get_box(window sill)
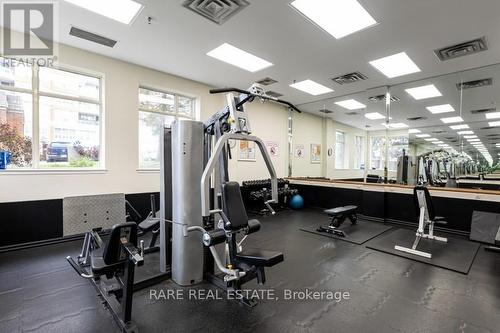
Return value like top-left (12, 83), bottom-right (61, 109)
top-left (0, 168), bottom-right (108, 175)
top-left (137, 169), bottom-right (160, 173)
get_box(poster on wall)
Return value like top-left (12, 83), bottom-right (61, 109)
top-left (310, 143), bottom-right (321, 164)
top-left (238, 140), bottom-right (256, 161)
top-left (265, 141), bottom-right (279, 157)
top-left (294, 144), bottom-right (305, 158)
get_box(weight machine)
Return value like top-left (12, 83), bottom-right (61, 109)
top-left (158, 84), bottom-right (301, 304)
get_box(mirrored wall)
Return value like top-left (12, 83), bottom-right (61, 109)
top-left (289, 63), bottom-right (500, 190)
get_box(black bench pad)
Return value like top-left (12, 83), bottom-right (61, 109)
top-left (236, 248), bottom-right (284, 267)
top-left (91, 248), bottom-right (126, 276)
top-left (324, 205), bottom-right (358, 216)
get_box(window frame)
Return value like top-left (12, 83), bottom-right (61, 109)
top-left (354, 135), bottom-right (366, 170)
top-left (0, 60), bottom-right (104, 173)
top-left (335, 131), bottom-right (347, 170)
top-left (137, 85), bottom-right (197, 171)
top-left (369, 136), bottom-right (386, 171)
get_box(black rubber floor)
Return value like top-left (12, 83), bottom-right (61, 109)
top-left (300, 219), bottom-right (394, 244)
top-left (1, 208), bottom-right (500, 333)
top-left (366, 228), bottom-right (481, 274)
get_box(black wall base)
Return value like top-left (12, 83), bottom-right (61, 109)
top-left (0, 192), bottom-right (160, 248)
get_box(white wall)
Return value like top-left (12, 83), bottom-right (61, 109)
top-left (227, 102), bottom-right (289, 183)
top-left (291, 111), bottom-right (325, 177)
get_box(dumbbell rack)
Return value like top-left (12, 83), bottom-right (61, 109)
top-left (241, 178), bottom-right (298, 215)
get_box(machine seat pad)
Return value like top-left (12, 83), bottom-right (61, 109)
top-left (236, 248), bottom-right (284, 267)
top-left (138, 217), bottom-right (160, 231)
top-left (324, 205), bottom-right (358, 216)
top-left (90, 252), bottom-right (126, 276)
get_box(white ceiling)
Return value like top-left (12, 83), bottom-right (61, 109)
top-left (53, 0), bottom-right (500, 106)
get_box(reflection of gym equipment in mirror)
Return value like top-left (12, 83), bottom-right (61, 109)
top-left (293, 63), bottom-right (500, 192)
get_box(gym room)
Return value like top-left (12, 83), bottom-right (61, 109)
top-left (1, 0), bottom-right (500, 332)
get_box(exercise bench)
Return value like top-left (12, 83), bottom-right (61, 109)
top-left (317, 205), bottom-right (358, 237)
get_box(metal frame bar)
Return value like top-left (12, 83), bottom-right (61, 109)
top-left (201, 133), bottom-right (278, 216)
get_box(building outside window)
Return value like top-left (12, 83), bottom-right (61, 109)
top-left (0, 58), bottom-right (102, 169)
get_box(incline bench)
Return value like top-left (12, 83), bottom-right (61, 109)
top-left (485, 226), bottom-right (500, 253)
top-left (317, 205), bottom-right (358, 237)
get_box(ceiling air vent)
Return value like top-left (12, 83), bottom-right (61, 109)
top-left (480, 126), bottom-right (496, 130)
top-left (346, 112), bottom-right (358, 116)
top-left (183, 0), bottom-right (249, 25)
top-left (69, 26), bottom-right (117, 47)
top-left (407, 116), bottom-right (427, 121)
top-left (319, 109), bottom-right (333, 114)
top-left (256, 77), bottom-right (278, 86)
top-left (368, 94), bottom-right (400, 102)
top-left (457, 78), bottom-right (493, 90)
top-left (486, 134), bottom-right (500, 137)
top-left (331, 71), bottom-right (368, 85)
top-left (265, 91), bottom-right (283, 98)
top-left (435, 37), bottom-right (488, 61)
top-left (470, 107), bottom-right (496, 114)
top-left (432, 130), bottom-right (446, 134)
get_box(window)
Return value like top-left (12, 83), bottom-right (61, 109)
top-left (335, 131), bottom-right (347, 169)
top-left (354, 136), bottom-right (365, 170)
top-left (388, 136), bottom-right (409, 171)
top-left (138, 87), bottom-right (196, 169)
top-left (370, 136), bottom-right (386, 170)
top-left (0, 58), bottom-right (102, 169)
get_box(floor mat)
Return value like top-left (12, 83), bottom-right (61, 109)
top-left (366, 228), bottom-right (481, 274)
top-left (300, 219), bottom-right (393, 245)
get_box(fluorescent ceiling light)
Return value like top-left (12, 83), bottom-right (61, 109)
top-left (467, 138), bottom-right (480, 142)
top-left (438, 144), bottom-right (450, 147)
top-left (405, 84), bottom-right (442, 100)
top-left (426, 104), bottom-right (455, 114)
top-left (464, 135), bottom-right (477, 139)
top-left (485, 112), bottom-right (500, 119)
top-left (290, 79), bottom-right (333, 96)
top-left (369, 52), bottom-right (421, 78)
top-left (64, 0), bottom-right (143, 24)
top-left (290, 0), bottom-right (377, 39)
top-left (434, 141), bottom-right (444, 144)
top-left (489, 121), bottom-right (500, 127)
top-left (409, 129), bottom-right (421, 134)
top-left (207, 43), bottom-right (273, 73)
top-left (416, 134), bottom-right (431, 138)
top-left (425, 138), bottom-right (438, 142)
top-left (441, 116), bottom-right (463, 124)
top-left (458, 131), bottom-right (474, 135)
top-left (450, 124), bottom-right (469, 130)
top-left (382, 122), bottom-right (409, 129)
top-left (335, 99), bottom-right (366, 110)
top-left (364, 112), bottom-right (386, 120)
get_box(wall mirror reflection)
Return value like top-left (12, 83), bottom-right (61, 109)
top-left (290, 64), bottom-right (500, 192)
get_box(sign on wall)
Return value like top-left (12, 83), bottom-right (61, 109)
top-left (238, 140), bottom-right (256, 161)
top-left (310, 143), bottom-right (321, 164)
top-left (265, 141), bottom-right (279, 157)
top-left (294, 144), bottom-right (305, 158)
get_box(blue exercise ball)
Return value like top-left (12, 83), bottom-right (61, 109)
top-left (289, 194), bottom-right (304, 210)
